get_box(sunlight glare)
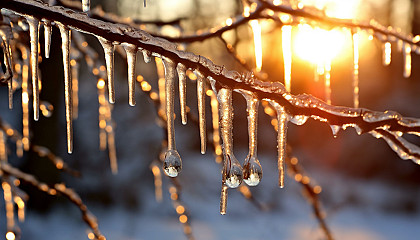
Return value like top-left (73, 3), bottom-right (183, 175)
top-left (293, 24), bottom-right (345, 64)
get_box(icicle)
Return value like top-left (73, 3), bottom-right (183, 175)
top-left (382, 42), bottom-right (391, 66)
top-left (20, 46), bottom-right (30, 151)
top-left (26, 16), bottom-right (40, 121)
top-left (218, 88), bottom-right (243, 188)
top-left (330, 125), bottom-right (340, 138)
top-left (282, 25), bottom-right (292, 92)
top-left (250, 20), bottom-right (262, 72)
top-left (242, 92), bottom-right (262, 186)
top-left (196, 71), bottom-right (206, 154)
top-left (271, 103), bottom-right (288, 188)
top-left (43, 20), bottom-right (52, 58)
top-left (162, 58), bottom-right (182, 177)
top-left (2, 181), bottom-right (15, 235)
top-left (106, 124), bottom-right (118, 174)
top-left (142, 49), bottom-right (152, 63)
top-left (210, 92), bottom-right (222, 163)
top-left (324, 60), bottom-right (331, 105)
top-left (82, 0), bottom-right (90, 12)
top-left (97, 79), bottom-right (107, 151)
top-left (352, 31), bottom-right (360, 108)
top-left (177, 63), bottom-right (187, 125)
top-left (57, 22), bottom-right (73, 154)
top-left (403, 42), bottom-right (411, 78)
top-left (8, 69), bottom-right (13, 110)
top-left (220, 184), bottom-right (228, 215)
top-left (155, 57), bottom-right (166, 113)
top-left (97, 37), bottom-right (115, 103)
top-left (122, 43), bottom-right (137, 106)
top-left (0, 130), bottom-right (7, 163)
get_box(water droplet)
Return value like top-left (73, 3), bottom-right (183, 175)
top-left (243, 155), bottom-right (262, 186)
top-left (163, 150), bottom-right (182, 177)
top-left (290, 115), bottom-right (308, 125)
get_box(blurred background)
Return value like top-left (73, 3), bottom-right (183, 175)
top-left (1, 0), bottom-right (420, 239)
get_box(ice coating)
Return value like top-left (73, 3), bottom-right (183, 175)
top-left (43, 20), bottom-right (52, 58)
top-left (26, 16), bottom-right (40, 121)
top-left (352, 31), bottom-right (359, 108)
top-left (162, 58), bottom-right (182, 177)
top-left (122, 43), bottom-right (137, 106)
top-left (370, 130), bottom-right (420, 165)
top-left (217, 88), bottom-right (243, 188)
top-left (219, 184), bottom-right (228, 215)
top-left (196, 71), bottom-right (206, 154)
top-left (97, 36), bottom-right (115, 103)
top-left (82, 0), bottom-right (90, 12)
top-left (241, 91), bottom-right (262, 186)
top-left (403, 42), bottom-right (411, 78)
top-left (177, 63), bottom-right (187, 125)
top-left (57, 22), bottom-right (73, 154)
top-left (271, 102), bottom-right (288, 188)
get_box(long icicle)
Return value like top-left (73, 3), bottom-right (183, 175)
top-left (352, 30), bottom-right (360, 108)
top-left (162, 58), bottom-right (182, 177)
top-left (177, 63), bottom-right (187, 125)
top-left (43, 20), bottom-right (52, 58)
top-left (324, 59), bottom-right (332, 105)
top-left (217, 88), bottom-right (243, 214)
top-left (382, 42), bottom-right (391, 66)
top-left (26, 16), bottom-right (40, 121)
top-left (97, 37), bottom-right (115, 103)
top-left (57, 22), bottom-right (73, 154)
top-left (20, 46), bottom-right (30, 151)
top-left (242, 91), bottom-right (262, 186)
top-left (403, 42), bottom-right (411, 78)
top-left (282, 25), bottom-right (292, 92)
top-left (1, 38), bottom-right (13, 110)
top-left (272, 103), bottom-right (288, 188)
top-left (250, 20), bottom-right (262, 72)
top-left (155, 57), bottom-right (166, 113)
top-left (196, 71), bottom-right (206, 154)
top-left (122, 43), bottom-right (137, 106)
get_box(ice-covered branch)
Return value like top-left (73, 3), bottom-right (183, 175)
top-left (2, 0), bottom-right (420, 163)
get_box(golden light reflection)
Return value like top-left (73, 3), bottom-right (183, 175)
top-left (383, 42), bottom-right (391, 66)
top-left (282, 25), bottom-right (292, 92)
top-left (5, 232), bottom-right (15, 240)
top-left (300, 0), bottom-right (360, 19)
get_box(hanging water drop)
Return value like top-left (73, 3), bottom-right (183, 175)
top-left (177, 63), bottom-right (187, 125)
top-left (162, 58), bottom-right (182, 177)
top-left (330, 125), bottom-right (341, 138)
top-left (218, 88), bottom-right (243, 188)
top-left (43, 20), bottom-right (52, 58)
top-left (82, 0), bottom-right (90, 12)
top-left (196, 71), bottom-right (206, 154)
top-left (57, 22), bottom-right (73, 154)
top-left (382, 42), bottom-right (391, 66)
top-left (97, 36), bottom-right (115, 103)
top-left (122, 43), bottom-right (137, 106)
top-left (282, 25), bottom-right (292, 92)
top-left (352, 30), bottom-right (359, 108)
top-left (241, 92), bottom-right (262, 186)
top-left (403, 42), bottom-right (411, 78)
top-left (142, 49), bottom-right (152, 63)
top-left (26, 16), bottom-right (40, 121)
